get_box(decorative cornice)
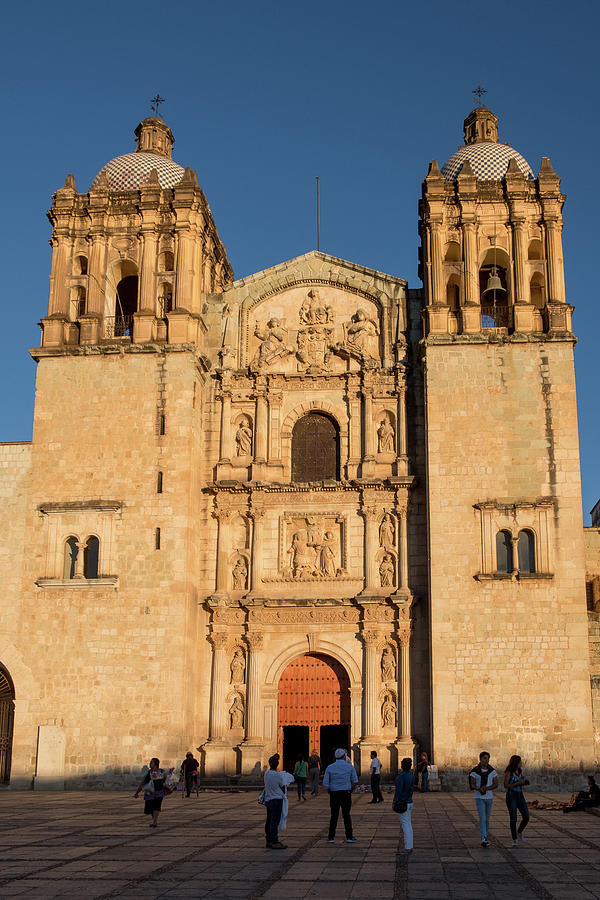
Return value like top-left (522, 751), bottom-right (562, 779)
top-left (38, 500), bottom-right (122, 515)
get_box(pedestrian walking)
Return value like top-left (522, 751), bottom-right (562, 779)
top-left (504, 755), bottom-right (530, 846)
top-left (308, 749), bottom-right (321, 796)
top-left (294, 754), bottom-right (308, 801)
top-left (134, 757), bottom-right (168, 828)
top-left (263, 753), bottom-right (294, 849)
top-left (369, 750), bottom-right (384, 803)
top-left (179, 751), bottom-right (200, 798)
top-left (393, 756), bottom-right (415, 854)
top-left (469, 751), bottom-right (498, 847)
top-left (323, 748), bottom-right (358, 843)
top-left (416, 752), bottom-right (429, 792)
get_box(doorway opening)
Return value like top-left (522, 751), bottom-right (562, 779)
top-left (0, 664), bottom-right (15, 784)
top-left (277, 652), bottom-right (350, 773)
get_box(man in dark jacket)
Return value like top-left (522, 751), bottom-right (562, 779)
top-left (180, 752), bottom-right (200, 797)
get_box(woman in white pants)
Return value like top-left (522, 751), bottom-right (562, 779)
top-left (393, 756), bottom-right (415, 854)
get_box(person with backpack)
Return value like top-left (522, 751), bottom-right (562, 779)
top-left (469, 751), bottom-right (498, 847)
top-left (294, 753), bottom-right (308, 801)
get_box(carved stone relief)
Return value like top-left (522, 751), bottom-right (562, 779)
top-left (234, 417), bottom-right (253, 457)
top-left (251, 317), bottom-right (293, 369)
top-left (231, 555), bottom-right (248, 590)
top-left (381, 645), bottom-right (396, 682)
top-left (381, 692), bottom-right (397, 729)
top-left (296, 289), bottom-right (335, 373)
top-left (230, 647), bottom-right (246, 684)
top-left (248, 606), bottom-right (360, 625)
top-left (263, 513), bottom-right (348, 582)
top-left (229, 694), bottom-right (245, 729)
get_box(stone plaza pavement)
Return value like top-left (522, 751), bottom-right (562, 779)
top-left (1, 790), bottom-right (599, 899)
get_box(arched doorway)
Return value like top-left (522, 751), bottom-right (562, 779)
top-left (277, 653), bottom-right (350, 772)
top-left (0, 664), bottom-right (15, 784)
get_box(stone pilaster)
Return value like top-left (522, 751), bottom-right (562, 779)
top-left (213, 503), bottom-right (233, 597)
top-left (394, 604), bottom-right (415, 760)
top-left (240, 631), bottom-right (265, 774)
top-left (202, 632), bottom-right (230, 776)
top-left (360, 504), bottom-right (380, 594)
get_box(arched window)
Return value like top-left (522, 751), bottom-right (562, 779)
top-left (496, 530), bottom-right (513, 573)
top-left (83, 536), bottom-right (99, 579)
top-left (159, 250), bottom-right (174, 272)
top-left (70, 285), bottom-right (86, 321)
top-left (63, 537), bottom-right (79, 579)
top-left (158, 282), bottom-right (173, 317)
top-left (517, 530), bottom-right (535, 573)
top-left (446, 275), bottom-right (460, 310)
top-left (444, 241), bottom-right (461, 262)
top-left (292, 412), bottom-right (340, 482)
top-left (74, 254), bottom-right (88, 275)
top-left (115, 275), bottom-right (138, 334)
top-left (530, 273), bottom-right (546, 309)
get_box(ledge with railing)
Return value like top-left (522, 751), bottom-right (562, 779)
top-left (481, 306), bottom-right (510, 329)
top-left (103, 315), bottom-right (133, 338)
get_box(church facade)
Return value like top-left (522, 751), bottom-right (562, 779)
top-left (0, 107), bottom-right (597, 789)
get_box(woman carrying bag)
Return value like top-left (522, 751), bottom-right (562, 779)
top-left (294, 754), bottom-right (308, 801)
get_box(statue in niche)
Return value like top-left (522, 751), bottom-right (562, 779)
top-left (381, 646), bottom-right (396, 682)
top-left (377, 417), bottom-right (395, 453)
top-left (379, 553), bottom-right (395, 587)
top-left (319, 530), bottom-right (337, 577)
top-left (379, 514), bottom-right (395, 550)
top-left (232, 556), bottom-right (248, 590)
top-left (229, 694), bottom-right (245, 729)
top-left (230, 648), bottom-right (246, 684)
top-left (345, 308), bottom-right (379, 354)
top-left (381, 694), bottom-right (397, 729)
top-left (252, 317), bottom-right (290, 367)
top-left (234, 417), bottom-right (253, 456)
top-left (299, 289), bottom-right (334, 325)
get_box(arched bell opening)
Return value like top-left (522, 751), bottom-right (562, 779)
top-left (446, 275), bottom-right (461, 311)
top-left (479, 247), bottom-right (510, 328)
top-left (69, 285), bottom-right (86, 321)
top-left (0, 663), bottom-right (15, 784)
top-left (277, 653), bottom-right (351, 773)
top-left (105, 260), bottom-right (138, 337)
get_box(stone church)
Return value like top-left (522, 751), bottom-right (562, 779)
top-left (0, 105), bottom-right (597, 789)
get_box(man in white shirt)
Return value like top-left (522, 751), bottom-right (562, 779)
top-left (469, 751), bottom-right (498, 847)
top-left (323, 748), bottom-right (358, 843)
top-left (369, 750), bottom-right (384, 803)
top-left (263, 753), bottom-right (294, 849)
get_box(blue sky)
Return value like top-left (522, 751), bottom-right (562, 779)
top-left (1, 0), bottom-right (598, 519)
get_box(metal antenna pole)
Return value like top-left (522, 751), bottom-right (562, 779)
top-left (316, 176), bottom-right (320, 251)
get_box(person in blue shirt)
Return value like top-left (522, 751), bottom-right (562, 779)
top-left (393, 756), bottom-right (415, 853)
top-left (323, 748), bottom-right (358, 843)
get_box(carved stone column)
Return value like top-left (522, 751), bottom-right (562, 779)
top-left (360, 505), bottom-right (379, 594)
top-left (248, 505), bottom-right (266, 594)
top-left (48, 236), bottom-right (71, 316)
top-left (462, 221), bottom-right (478, 305)
top-left (512, 219), bottom-right (528, 303)
top-left (208, 632), bottom-right (229, 740)
top-left (87, 233), bottom-right (107, 317)
top-left (73, 540), bottom-right (85, 579)
top-left (544, 219), bottom-right (565, 303)
top-left (139, 230), bottom-right (158, 311)
top-left (240, 631), bottom-right (266, 774)
top-left (361, 629), bottom-right (381, 739)
top-left (362, 388), bottom-right (375, 460)
top-left (219, 389), bottom-right (233, 464)
top-left (394, 606), bottom-right (415, 760)
top-left (429, 223), bottom-right (443, 305)
top-left (396, 499), bottom-right (408, 590)
top-left (254, 392), bottom-right (268, 463)
top-left (214, 504), bottom-right (233, 596)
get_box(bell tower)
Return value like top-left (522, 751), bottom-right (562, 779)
top-left (419, 106), bottom-right (570, 338)
top-left (420, 107), bottom-right (594, 782)
top-left (39, 115), bottom-right (232, 353)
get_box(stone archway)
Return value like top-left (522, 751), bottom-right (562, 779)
top-left (0, 664), bottom-right (15, 784)
top-left (277, 653), bottom-right (350, 772)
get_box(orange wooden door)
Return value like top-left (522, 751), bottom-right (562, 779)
top-left (277, 653), bottom-right (350, 757)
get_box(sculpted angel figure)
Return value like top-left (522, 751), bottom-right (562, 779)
top-left (379, 514), bottom-right (395, 550)
top-left (377, 417), bottom-right (395, 453)
top-left (346, 308), bottom-right (379, 353)
top-left (235, 418), bottom-right (253, 456)
top-left (229, 695), bottom-right (245, 729)
top-left (381, 694), bottom-right (397, 729)
top-left (232, 556), bottom-right (248, 590)
top-left (319, 530), bottom-right (337, 577)
top-left (379, 553), bottom-right (395, 587)
top-left (230, 648), bottom-right (246, 684)
top-left (381, 646), bottom-right (396, 682)
top-left (252, 317), bottom-right (289, 366)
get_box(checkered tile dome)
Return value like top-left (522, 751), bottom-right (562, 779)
top-left (441, 142), bottom-right (534, 182)
top-left (91, 152), bottom-right (185, 191)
